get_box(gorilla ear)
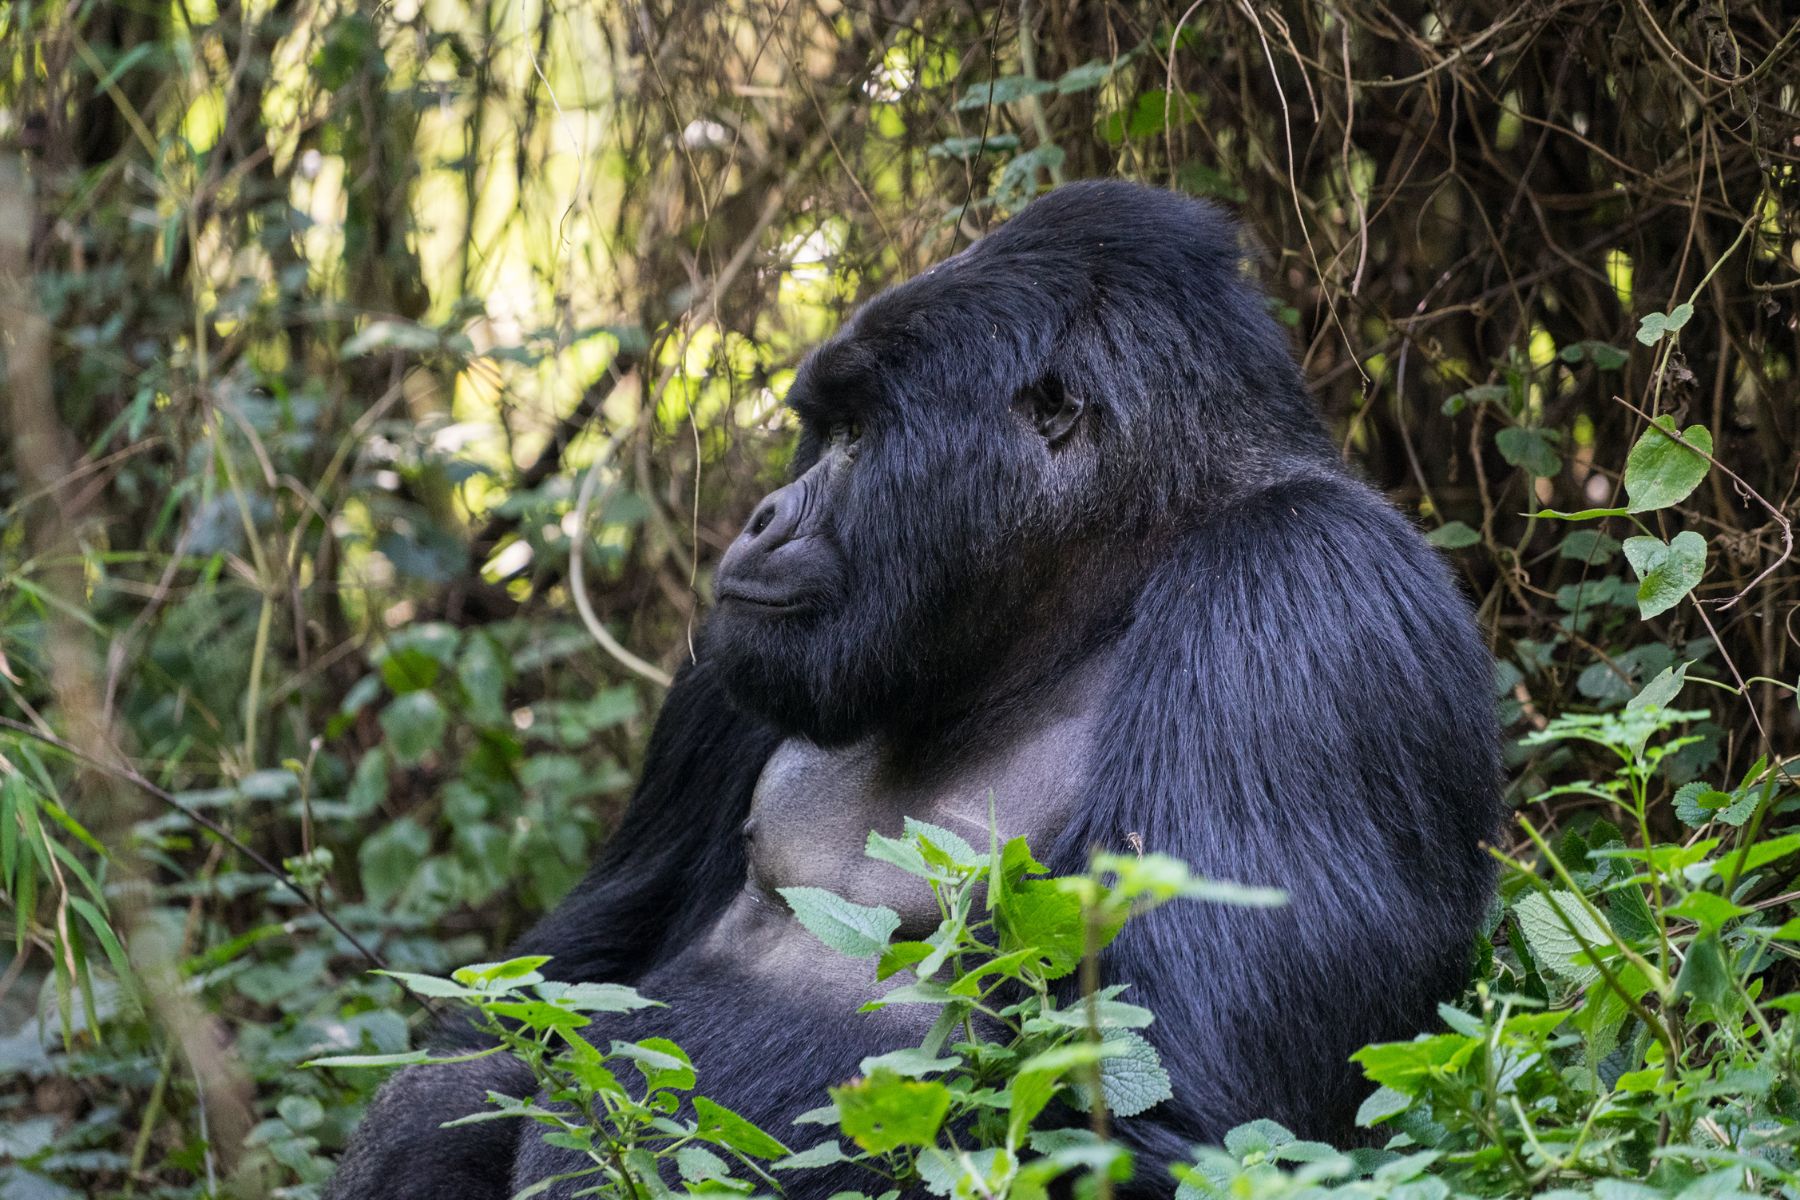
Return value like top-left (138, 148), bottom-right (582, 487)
top-left (1016, 377), bottom-right (1084, 446)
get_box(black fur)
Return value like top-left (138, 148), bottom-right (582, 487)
top-left (328, 180), bottom-right (1500, 1198)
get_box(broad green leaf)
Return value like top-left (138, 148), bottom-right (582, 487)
top-left (832, 1071), bottom-right (950, 1153)
top-left (545, 981), bottom-right (663, 1013)
top-left (903, 818), bottom-right (982, 869)
top-left (1624, 418), bottom-right (1712, 513)
top-left (694, 1096), bottom-right (788, 1159)
top-left (358, 820), bottom-right (430, 908)
top-left (1355, 1084), bottom-right (1412, 1127)
top-left (675, 1146), bottom-right (731, 1184)
top-left (612, 1037), bottom-right (695, 1092)
top-left (1057, 60), bottom-right (1118, 93)
top-left (956, 76), bottom-right (1056, 110)
top-left (1664, 891), bottom-right (1753, 933)
top-left (1622, 532), bottom-right (1707, 618)
top-left (858, 1048), bottom-right (960, 1078)
top-left (1495, 426), bottom-right (1562, 477)
top-left (1626, 663), bottom-right (1688, 711)
top-left (778, 887), bottom-right (900, 958)
top-left (1350, 1033), bottom-right (1478, 1094)
top-left (1425, 521), bottom-right (1480, 549)
top-left (1634, 302), bottom-right (1694, 345)
top-left (378, 691), bottom-right (447, 764)
top-left (1514, 890), bottom-right (1611, 985)
top-left (453, 956), bottom-right (551, 987)
top-left (1093, 1033), bottom-right (1172, 1118)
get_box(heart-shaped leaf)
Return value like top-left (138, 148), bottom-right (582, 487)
top-left (1634, 302), bottom-right (1694, 345)
top-left (1624, 417), bottom-right (1712, 513)
top-left (1622, 531), bottom-right (1707, 618)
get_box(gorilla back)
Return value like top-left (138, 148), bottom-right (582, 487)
top-left (328, 180), bottom-right (1501, 1199)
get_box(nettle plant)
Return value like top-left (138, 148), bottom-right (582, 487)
top-left (1175, 697), bottom-right (1800, 1200)
top-left (310, 821), bottom-right (1284, 1199)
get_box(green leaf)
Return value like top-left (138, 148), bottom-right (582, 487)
top-left (1355, 1084), bottom-right (1412, 1127)
top-left (832, 1071), bottom-right (951, 1153)
top-left (1350, 1033), bottom-right (1478, 1094)
top-left (928, 134), bottom-right (1019, 159)
top-left (379, 691), bottom-right (447, 764)
top-left (778, 887), bottom-right (900, 958)
top-left (1094, 1033), bottom-right (1172, 1118)
top-left (1514, 890), bottom-right (1611, 985)
top-left (453, 956), bottom-right (551, 988)
top-left (1624, 418), bottom-right (1713, 513)
top-left (303, 1049), bottom-right (434, 1069)
top-left (1560, 529), bottom-right (1622, 561)
top-left (675, 1146), bottom-right (731, 1184)
top-left (358, 819), bottom-right (430, 907)
top-left (695, 1095), bottom-right (789, 1159)
top-left (903, 818), bottom-right (983, 869)
top-left (995, 879), bottom-right (1088, 979)
top-left (1673, 931), bottom-right (1731, 1005)
top-left (857, 1048), bottom-right (960, 1078)
top-left (956, 76), bottom-right (1056, 110)
top-left (548, 981), bottom-right (662, 1014)
top-left (1664, 891), bottom-right (1752, 933)
top-left (1056, 60), bottom-right (1118, 93)
top-left (1627, 663), bottom-right (1688, 711)
top-left (1495, 426), bottom-right (1562, 477)
top-left (1535, 507), bottom-right (1629, 521)
top-left (1673, 782), bottom-right (1742, 828)
top-left (1425, 521), bottom-right (1480, 550)
top-left (1634, 302), bottom-right (1694, 345)
top-left (1622, 531), bottom-right (1707, 618)
top-left (613, 1037), bottom-right (695, 1092)
top-left (772, 1141), bottom-right (849, 1171)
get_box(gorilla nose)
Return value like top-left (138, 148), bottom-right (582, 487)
top-left (716, 480), bottom-right (817, 608)
top-left (738, 481), bottom-right (805, 551)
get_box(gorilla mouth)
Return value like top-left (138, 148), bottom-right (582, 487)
top-left (716, 585), bottom-right (807, 613)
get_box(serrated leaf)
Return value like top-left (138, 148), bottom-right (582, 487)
top-left (832, 1071), bottom-right (950, 1153)
top-left (1622, 531), bottom-right (1707, 618)
top-left (1515, 890), bottom-right (1611, 985)
top-left (903, 818), bottom-right (982, 868)
top-left (675, 1146), bottom-right (731, 1183)
top-left (694, 1096), bottom-right (788, 1159)
top-left (778, 887), bottom-right (900, 958)
top-left (1624, 418), bottom-right (1713, 513)
top-left (1094, 1034), bottom-right (1172, 1118)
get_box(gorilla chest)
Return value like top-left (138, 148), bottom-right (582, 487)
top-left (742, 718), bottom-right (1099, 936)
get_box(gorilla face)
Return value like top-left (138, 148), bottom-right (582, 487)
top-left (708, 341), bottom-right (1093, 746)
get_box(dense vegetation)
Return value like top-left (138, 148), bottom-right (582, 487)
top-left (0, 1), bottom-right (1796, 1197)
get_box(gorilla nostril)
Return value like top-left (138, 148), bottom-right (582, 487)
top-left (749, 505), bottom-right (774, 538)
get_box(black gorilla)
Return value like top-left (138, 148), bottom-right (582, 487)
top-left (329, 180), bottom-right (1500, 1198)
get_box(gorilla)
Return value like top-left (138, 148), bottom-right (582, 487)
top-left (328, 180), bottom-right (1501, 1198)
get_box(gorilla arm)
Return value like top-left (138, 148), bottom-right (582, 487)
top-left (1047, 473), bottom-right (1501, 1175)
top-left (325, 659), bottom-right (781, 1200)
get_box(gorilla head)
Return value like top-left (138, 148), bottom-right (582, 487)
top-left (709, 181), bottom-right (1335, 745)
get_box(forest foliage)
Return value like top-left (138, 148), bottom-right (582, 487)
top-left (0, 1), bottom-right (1798, 1197)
